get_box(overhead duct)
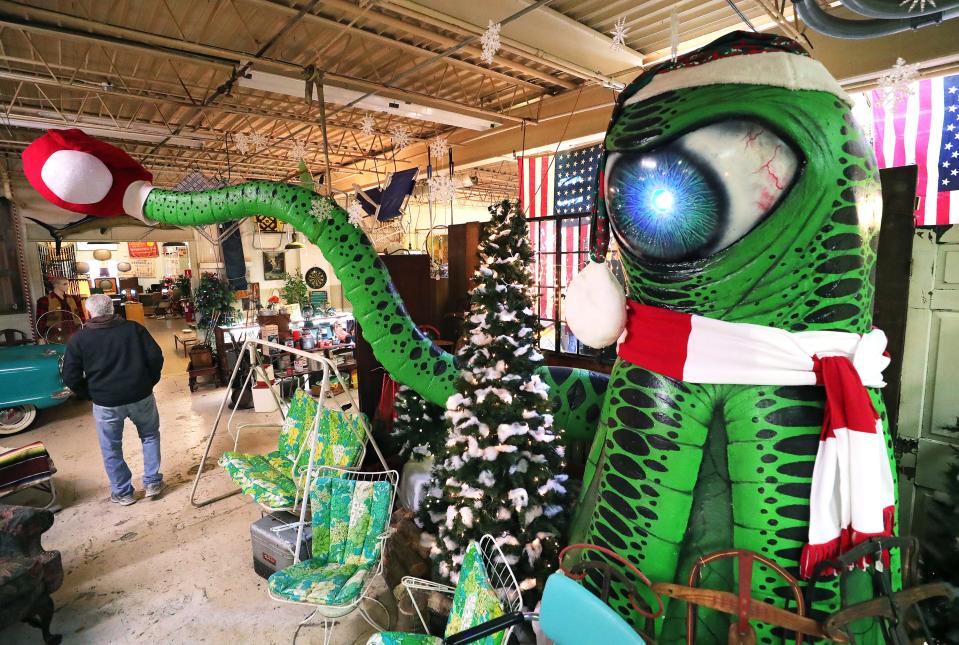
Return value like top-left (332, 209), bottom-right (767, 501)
top-left (793, 0), bottom-right (959, 38)
top-left (840, 0), bottom-right (959, 19)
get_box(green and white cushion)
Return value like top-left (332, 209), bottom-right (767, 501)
top-left (219, 390), bottom-right (317, 508)
top-left (366, 634), bottom-right (442, 645)
top-left (444, 542), bottom-right (506, 645)
top-left (366, 542), bottom-right (506, 645)
top-left (268, 477), bottom-right (391, 606)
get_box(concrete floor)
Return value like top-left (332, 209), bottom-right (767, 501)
top-left (2, 318), bottom-right (392, 644)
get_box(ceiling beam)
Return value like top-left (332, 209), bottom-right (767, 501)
top-left (242, 0), bottom-right (555, 92)
top-left (0, 2), bottom-right (525, 125)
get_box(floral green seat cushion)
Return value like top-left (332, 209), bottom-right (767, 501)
top-left (268, 561), bottom-right (372, 605)
top-left (218, 451), bottom-right (298, 508)
top-left (217, 389), bottom-right (318, 507)
top-left (444, 542), bottom-right (505, 645)
top-left (268, 477), bottom-right (392, 606)
top-left (306, 408), bottom-right (366, 474)
top-left (366, 542), bottom-right (505, 645)
top-left (367, 634), bottom-right (442, 645)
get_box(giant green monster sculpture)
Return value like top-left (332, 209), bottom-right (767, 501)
top-left (23, 31), bottom-right (896, 643)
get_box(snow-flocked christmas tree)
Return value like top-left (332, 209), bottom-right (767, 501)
top-left (391, 385), bottom-right (447, 461)
top-left (418, 199), bottom-right (568, 596)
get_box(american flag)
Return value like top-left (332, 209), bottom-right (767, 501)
top-left (863, 73), bottom-right (959, 225)
top-left (518, 155), bottom-right (555, 318)
top-left (554, 144), bottom-right (602, 215)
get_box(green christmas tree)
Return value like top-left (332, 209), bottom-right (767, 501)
top-left (418, 200), bottom-right (567, 597)
top-left (392, 384), bottom-right (447, 461)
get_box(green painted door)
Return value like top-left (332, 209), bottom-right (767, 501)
top-left (897, 226), bottom-right (959, 538)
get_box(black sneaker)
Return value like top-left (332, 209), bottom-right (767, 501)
top-left (111, 492), bottom-right (137, 506)
top-left (145, 481), bottom-right (166, 499)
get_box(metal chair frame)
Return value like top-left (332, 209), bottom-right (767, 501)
top-left (402, 534), bottom-right (525, 643)
top-left (188, 337), bottom-right (368, 510)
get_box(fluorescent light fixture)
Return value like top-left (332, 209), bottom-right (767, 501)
top-left (241, 71), bottom-right (500, 131)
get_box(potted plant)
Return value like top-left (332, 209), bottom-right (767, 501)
top-left (174, 274), bottom-right (192, 298)
top-left (281, 270), bottom-right (309, 320)
top-left (190, 273), bottom-right (236, 367)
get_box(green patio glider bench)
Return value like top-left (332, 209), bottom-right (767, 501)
top-left (218, 389), bottom-right (366, 511)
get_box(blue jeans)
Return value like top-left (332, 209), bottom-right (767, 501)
top-left (92, 394), bottom-right (162, 497)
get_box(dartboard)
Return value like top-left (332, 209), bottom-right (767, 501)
top-left (305, 266), bottom-right (327, 289)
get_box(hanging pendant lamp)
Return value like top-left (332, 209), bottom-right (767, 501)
top-left (285, 232), bottom-right (304, 250)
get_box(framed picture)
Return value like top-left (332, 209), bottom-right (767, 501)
top-left (262, 252), bottom-right (286, 280)
top-left (91, 277), bottom-right (118, 294)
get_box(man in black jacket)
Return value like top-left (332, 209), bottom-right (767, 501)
top-left (62, 293), bottom-right (165, 505)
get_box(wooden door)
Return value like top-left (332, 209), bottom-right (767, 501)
top-left (896, 226), bottom-right (959, 538)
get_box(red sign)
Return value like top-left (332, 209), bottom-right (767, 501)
top-left (127, 242), bottom-right (159, 257)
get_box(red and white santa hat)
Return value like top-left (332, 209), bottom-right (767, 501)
top-left (21, 128), bottom-right (155, 223)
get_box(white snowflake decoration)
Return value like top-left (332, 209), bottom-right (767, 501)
top-left (347, 199), bottom-right (365, 227)
top-left (429, 136), bottom-right (449, 160)
top-left (247, 131), bottom-right (269, 152)
top-left (390, 125), bottom-right (412, 150)
top-left (428, 174), bottom-right (456, 203)
top-left (310, 196), bottom-right (334, 222)
top-left (610, 16), bottom-right (628, 51)
top-left (289, 139), bottom-right (308, 161)
top-left (900, 0), bottom-right (935, 11)
top-left (359, 114), bottom-right (376, 137)
top-left (877, 57), bottom-right (921, 107)
top-left (480, 20), bottom-right (501, 65)
top-left (233, 132), bottom-right (251, 155)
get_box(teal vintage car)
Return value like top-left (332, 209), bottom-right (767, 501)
top-left (0, 344), bottom-right (73, 434)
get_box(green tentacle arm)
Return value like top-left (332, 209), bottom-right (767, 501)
top-left (142, 182), bottom-right (607, 442)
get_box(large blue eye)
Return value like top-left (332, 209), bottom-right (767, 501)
top-left (606, 151), bottom-right (721, 261)
top-left (605, 120), bottom-right (798, 262)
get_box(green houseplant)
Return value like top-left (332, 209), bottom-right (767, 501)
top-left (280, 270), bottom-right (309, 308)
top-left (193, 272), bottom-right (236, 331)
top-left (174, 274), bottom-right (192, 297)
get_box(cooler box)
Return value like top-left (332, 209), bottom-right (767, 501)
top-left (250, 511), bottom-right (313, 579)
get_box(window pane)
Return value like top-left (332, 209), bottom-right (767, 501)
top-left (539, 319), bottom-right (556, 352)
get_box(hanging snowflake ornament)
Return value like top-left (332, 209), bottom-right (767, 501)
top-left (310, 196), bottom-right (334, 223)
top-left (359, 114), bottom-right (376, 137)
top-left (669, 8), bottom-right (680, 62)
top-left (610, 16), bottom-right (628, 52)
top-left (900, 0), bottom-right (935, 11)
top-left (233, 132), bottom-right (251, 155)
top-left (247, 131), bottom-right (269, 152)
top-left (877, 57), bottom-right (921, 106)
top-left (289, 139), bottom-right (308, 161)
top-left (390, 125), bottom-right (412, 150)
top-left (480, 20), bottom-right (501, 65)
top-left (347, 199), bottom-right (365, 227)
top-left (428, 174), bottom-right (457, 203)
top-left (429, 136), bottom-right (450, 160)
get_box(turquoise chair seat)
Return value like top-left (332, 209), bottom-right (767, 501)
top-left (539, 572), bottom-right (646, 645)
top-left (268, 561), bottom-right (372, 605)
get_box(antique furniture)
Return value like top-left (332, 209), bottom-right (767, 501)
top-left (187, 362), bottom-right (220, 392)
top-left (173, 329), bottom-right (197, 357)
top-left (0, 503), bottom-right (63, 644)
top-left (0, 442), bottom-right (57, 509)
top-left (0, 345), bottom-right (71, 435)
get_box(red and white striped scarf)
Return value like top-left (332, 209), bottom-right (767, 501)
top-left (617, 300), bottom-right (896, 578)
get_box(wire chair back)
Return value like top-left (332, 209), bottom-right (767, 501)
top-left (477, 534), bottom-right (525, 623)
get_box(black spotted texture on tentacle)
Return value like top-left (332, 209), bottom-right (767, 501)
top-left (145, 184), bottom-right (609, 444)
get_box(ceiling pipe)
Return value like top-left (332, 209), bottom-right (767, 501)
top-left (792, 0), bottom-right (958, 38)
top-left (840, 0), bottom-right (959, 19)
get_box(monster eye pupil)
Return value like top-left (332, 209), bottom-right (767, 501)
top-left (651, 189), bottom-right (674, 213)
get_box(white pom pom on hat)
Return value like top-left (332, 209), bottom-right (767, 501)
top-left (564, 259), bottom-right (626, 349)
